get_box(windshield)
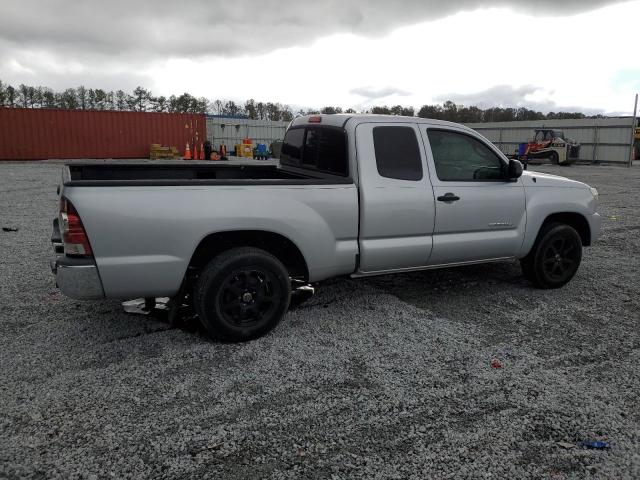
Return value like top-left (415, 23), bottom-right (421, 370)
top-left (535, 130), bottom-right (554, 142)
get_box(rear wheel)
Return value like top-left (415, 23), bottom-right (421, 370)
top-left (194, 247), bottom-right (290, 342)
top-left (521, 223), bottom-right (582, 289)
top-left (549, 152), bottom-right (559, 165)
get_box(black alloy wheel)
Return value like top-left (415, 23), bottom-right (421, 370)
top-left (218, 269), bottom-right (279, 327)
top-left (521, 222), bottom-right (583, 289)
top-left (539, 230), bottom-right (581, 284)
top-left (194, 247), bottom-right (290, 342)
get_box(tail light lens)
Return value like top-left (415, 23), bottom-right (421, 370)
top-left (59, 197), bottom-right (93, 257)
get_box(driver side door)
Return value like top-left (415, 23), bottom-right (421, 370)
top-left (421, 127), bottom-right (527, 265)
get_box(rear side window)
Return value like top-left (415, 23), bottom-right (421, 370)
top-left (281, 127), bottom-right (348, 177)
top-left (373, 126), bottom-right (423, 181)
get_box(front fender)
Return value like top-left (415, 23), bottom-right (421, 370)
top-left (519, 186), bottom-right (597, 257)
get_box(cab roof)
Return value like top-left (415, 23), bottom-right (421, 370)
top-left (289, 114), bottom-right (470, 131)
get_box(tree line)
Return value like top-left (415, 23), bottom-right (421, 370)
top-left (0, 81), bottom-right (296, 121)
top-left (319, 101), bottom-right (595, 122)
top-left (0, 80), bottom-right (596, 123)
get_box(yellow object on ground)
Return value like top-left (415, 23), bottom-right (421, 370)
top-left (235, 143), bottom-right (254, 158)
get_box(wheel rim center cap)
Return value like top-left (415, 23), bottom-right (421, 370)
top-left (242, 292), bottom-right (253, 303)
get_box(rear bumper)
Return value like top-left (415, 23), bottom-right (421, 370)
top-left (51, 217), bottom-right (104, 299)
top-left (51, 256), bottom-right (105, 300)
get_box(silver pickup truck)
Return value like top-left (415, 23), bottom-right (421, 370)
top-left (51, 114), bottom-right (601, 341)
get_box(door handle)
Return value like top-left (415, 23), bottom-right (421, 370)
top-left (437, 193), bottom-right (460, 203)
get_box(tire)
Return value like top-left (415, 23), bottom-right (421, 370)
top-left (194, 247), bottom-right (291, 342)
top-left (520, 223), bottom-right (582, 289)
top-left (559, 159), bottom-right (571, 167)
top-left (549, 152), bottom-right (559, 165)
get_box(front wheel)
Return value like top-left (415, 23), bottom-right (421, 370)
top-left (549, 152), bottom-right (559, 165)
top-left (194, 247), bottom-right (291, 342)
top-left (521, 223), bottom-right (582, 289)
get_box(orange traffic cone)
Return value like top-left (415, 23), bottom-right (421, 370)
top-left (199, 143), bottom-right (204, 160)
top-left (193, 144), bottom-right (199, 161)
top-left (183, 142), bottom-right (191, 160)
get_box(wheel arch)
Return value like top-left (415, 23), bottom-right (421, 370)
top-left (540, 212), bottom-right (591, 246)
top-left (188, 230), bottom-right (309, 281)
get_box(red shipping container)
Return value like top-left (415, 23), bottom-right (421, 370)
top-left (0, 108), bottom-right (206, 160)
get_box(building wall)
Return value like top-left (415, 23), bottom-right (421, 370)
top-left (205, 116), bottom-right (288, 149)
top-left (465, 117), bottom-right (636, 163)
top-left (0, 108), bottom-right (205, 160)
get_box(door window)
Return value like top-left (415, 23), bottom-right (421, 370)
top-left (373, 126), bottom-right (423, 181)
top-left (427, 129), bottom-right (505, 181)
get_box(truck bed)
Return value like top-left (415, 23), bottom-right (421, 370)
top-left (58, 159), bottom-right (359, 295)
top-left (65, 161), bottom-right (352, 186)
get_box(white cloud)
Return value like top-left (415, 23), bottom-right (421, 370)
top-left (350, 86), bottom-right (411, 102)
top-left (146, 1), bottom-right (640, 114)
top-left (1, 1), bottom-right (638, 114)
top-left (0, 0), bottom-right (624, 58)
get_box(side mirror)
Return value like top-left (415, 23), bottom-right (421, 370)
top-left (507, 159), bottom-right (523, 179)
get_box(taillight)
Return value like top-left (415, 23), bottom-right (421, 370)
top-left (59, 197), bottom-right (93, 257)
top-left (308, 115), bottom-right (322, 123)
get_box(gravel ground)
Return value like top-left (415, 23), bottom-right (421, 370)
top-left (1, 162), bottom-right (639, 479)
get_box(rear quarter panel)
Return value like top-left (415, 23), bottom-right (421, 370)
top-left (64, 184), bottom-right (358, 298)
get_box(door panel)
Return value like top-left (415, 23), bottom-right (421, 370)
top-left (421, 127), bottom-right (526, 265)
top-left (356, 123), bottom-right (435, 273)
top-left (429, 183), bottom-right (526, 264)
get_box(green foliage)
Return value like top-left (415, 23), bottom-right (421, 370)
top-left (320, 106), bottom-right (343, 115)
top-left (416, 101), bottom-right (586, 123)
top-left (0, 79), bottom-right (295, 120)
top-left (371, 106), bottom-right (391, 114)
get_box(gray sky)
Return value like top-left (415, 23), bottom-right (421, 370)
top-left (1, 0), bottom-right (638, 113)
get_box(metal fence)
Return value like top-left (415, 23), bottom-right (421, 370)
top-left (205, 115), bottom-right (288, 148)
top-left (465, 117), bottom-right (636, 164)
top-left (203, 114), bottom-right (637, 163)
